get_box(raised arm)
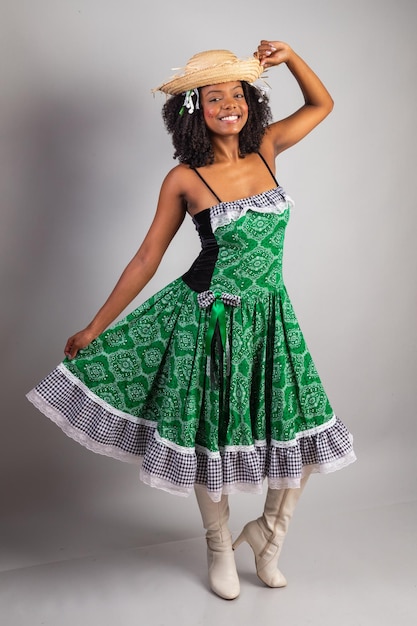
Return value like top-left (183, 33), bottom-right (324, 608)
top-left (256, 40), bottom-right (334, 155)
top-left (64, 168), bottom-right (186, 359)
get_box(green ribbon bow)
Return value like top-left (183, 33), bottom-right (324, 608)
top-left (205, 293), bottom-right (227, 356)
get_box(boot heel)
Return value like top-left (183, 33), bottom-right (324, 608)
top-left (233, 519), bottom-right (288, 588)
top-left (232, 530), bottom-right (246, 550)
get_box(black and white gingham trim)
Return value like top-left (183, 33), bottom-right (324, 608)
top-left (27, 367), bottom-right (154, 459)
top-left (197, 290), bottom-right (242, 309)
top-left (209, 186), bottom-right (294, 233)
top-left (210, 186), bottom-right (288, 217)
top-left (141, 436), bottom-right (197, 488)
top-left (27, 367), bottom-right (355, 501)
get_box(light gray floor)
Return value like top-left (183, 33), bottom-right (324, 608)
top-left (1, 500), bottom-right (416, 626)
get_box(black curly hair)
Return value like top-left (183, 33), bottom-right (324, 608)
top-left (162, 82), bottom-right (272, 167)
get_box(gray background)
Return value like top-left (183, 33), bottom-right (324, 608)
top-left (1, 1), bottom-right (416, 620)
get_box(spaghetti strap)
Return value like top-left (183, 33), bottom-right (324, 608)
top-left (257, 152), bottom-right (280, 186)
top-left (192, 153), bottom-right (278, 204)
top-left (190, 167), bottom-right (222, 203)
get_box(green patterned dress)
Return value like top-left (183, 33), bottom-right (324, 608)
top-left (27, 163), bottom-right (356, 501)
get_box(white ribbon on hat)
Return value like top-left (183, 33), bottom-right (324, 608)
top-left (181, 88), bottom-right (200, 114)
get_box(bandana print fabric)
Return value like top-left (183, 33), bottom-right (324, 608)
top-left (27, 186), bottom-right (356, 502)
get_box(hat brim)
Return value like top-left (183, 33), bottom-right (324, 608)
top-left (153, 57), bottom-right (264, 95)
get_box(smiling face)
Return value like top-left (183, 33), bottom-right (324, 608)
top-left (200, 81), bottom-right (249, 137)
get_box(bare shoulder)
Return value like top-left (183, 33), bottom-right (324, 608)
top-left (160, 163), bottom-right (207, 214)
top-left (161, 163), bottom-right (194, 193)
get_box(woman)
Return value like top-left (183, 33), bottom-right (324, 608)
top-left (27, 40), bottom-right (356, 600)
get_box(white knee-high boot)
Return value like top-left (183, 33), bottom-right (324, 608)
top-left (194, 485), bottom-right (240, 600)
top-left (233, 474), bottom-right (309, 588)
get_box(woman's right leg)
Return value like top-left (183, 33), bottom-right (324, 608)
top-left (194, 485), bottom-right (240, 600)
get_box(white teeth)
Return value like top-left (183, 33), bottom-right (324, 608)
top-left (221, 115), bottom-right (238, 121)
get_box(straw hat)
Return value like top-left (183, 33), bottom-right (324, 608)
top-left (153, 49), bottom-right (264, 95)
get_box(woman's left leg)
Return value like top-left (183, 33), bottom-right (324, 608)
top-left (233, 473), bottom-right (310, 587)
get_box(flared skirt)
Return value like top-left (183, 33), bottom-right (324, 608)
top-left (27, 276), bottom-right (356, 501)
